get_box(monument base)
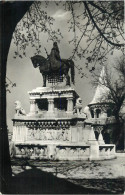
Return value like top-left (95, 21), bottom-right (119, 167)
top-left (12, 86), bottom-right (116, 161)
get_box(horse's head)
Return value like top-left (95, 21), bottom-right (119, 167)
top-left (31, 56), bottom-right (40, 68)
top-left (31, 55), bottom-right (47, 69)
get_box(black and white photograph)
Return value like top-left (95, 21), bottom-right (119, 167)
top-left (0, 1), bottom-right (125, 194)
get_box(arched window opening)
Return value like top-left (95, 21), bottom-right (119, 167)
top-left (90, 109), bottom-right (94, 118)
top-left (96, 109), bottom-right (101, 118)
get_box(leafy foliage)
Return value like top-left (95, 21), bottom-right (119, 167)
top-left (12, 1), bottom-right (124, 74)
top-left (65, 1), bottom-right (124, 68)
top-left (13, 2), bottom-right (63, 58)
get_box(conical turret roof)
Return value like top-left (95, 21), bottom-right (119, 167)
top-left (89, 66), bottom-right (111, 105)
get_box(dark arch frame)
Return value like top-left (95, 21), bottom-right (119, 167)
top-left (0, 2), bottom-right (33, 193)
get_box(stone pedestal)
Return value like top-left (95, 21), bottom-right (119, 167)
top-left (98, 131), bottom-right (105, 145)
top-left (88, 127), bottom-right (99, 160)
top-left (89, 145), bottom-right (99, 160)
top-left (12, 86), bottom-right (116, 161)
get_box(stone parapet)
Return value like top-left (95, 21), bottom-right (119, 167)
top-left (85, 117), bottom-right (116, 125)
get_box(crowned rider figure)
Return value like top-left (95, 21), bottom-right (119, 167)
top-left (49, 42), bottom-right (61, 70)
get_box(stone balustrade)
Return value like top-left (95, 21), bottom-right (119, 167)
top-left (14, 144), bottom-right (90, 160)
top-left (13, 143), bottom-right (116, 160)
top-left (99, 145), bottom-right (116, 159)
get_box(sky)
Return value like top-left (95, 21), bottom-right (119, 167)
top-left (6, 2), bottom-right (122, 132)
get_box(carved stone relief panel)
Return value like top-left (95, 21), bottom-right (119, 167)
top-left (27, 128), bottom-right (71, 141)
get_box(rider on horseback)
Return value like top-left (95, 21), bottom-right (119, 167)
top-left (50, 42), bottom-right (60, 61)
top-left (31, 42), bottom-right (75, 87)
top-left (48, 42), bottom-right (61, 71)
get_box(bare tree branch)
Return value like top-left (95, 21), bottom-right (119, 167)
top-left (84, 2), bottom-right (124, 47)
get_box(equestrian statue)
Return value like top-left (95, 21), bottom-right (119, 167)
top-left (31, 42), bottom-right (75, 87)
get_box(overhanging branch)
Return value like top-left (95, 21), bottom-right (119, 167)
top-left (84, 2), bottom-right (124, 47)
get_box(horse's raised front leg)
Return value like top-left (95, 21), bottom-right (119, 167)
top-left (42, 74), bottom-right (46, 87)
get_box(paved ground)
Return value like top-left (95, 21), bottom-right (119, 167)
top-left (10, 156), bottom-right (125, 194)
top-left (11, 156), bottom-right (125, 179)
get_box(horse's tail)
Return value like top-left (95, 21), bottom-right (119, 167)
top-left (70, 60), bottom-right (75, 85)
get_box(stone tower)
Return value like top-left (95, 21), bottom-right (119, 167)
top-left (84, 66), bottom-right (116, 144)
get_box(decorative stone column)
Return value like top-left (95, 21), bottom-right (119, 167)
top-left (48, 98), bottom-right (54, 112)
top-left (88, 127), bottom-right (99, 160)
top-left (67, 97), bottom-right (73, 113)
top-left (29, 100), bottom-right (37, 115)
top-left (88, 127), bottom-right (97, 142)
top-left (94, 109), bottom-right (97, 118)
top-left (98, 131), bottom-right (105, 145)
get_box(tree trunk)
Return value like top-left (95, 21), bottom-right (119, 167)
top-left (113, 110), bottom-right (124, 149)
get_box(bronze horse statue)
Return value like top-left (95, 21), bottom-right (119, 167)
top-left (31, 42), bottom-right (75, 87)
